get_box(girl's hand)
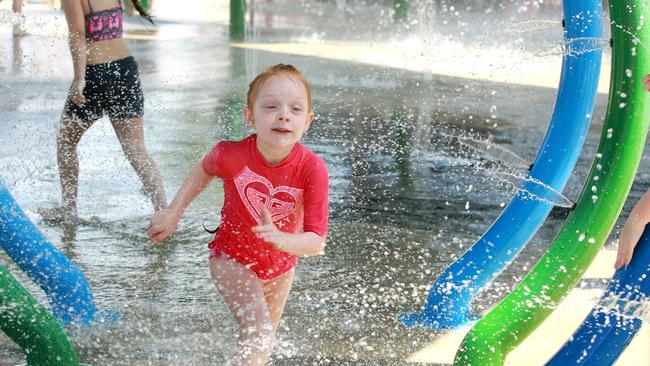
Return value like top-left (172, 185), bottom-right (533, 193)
top-left (68, 78), bottom-right (86, 106)
top-left (147, 208), bottom-right (179, 244)
top-left (252, 210), bottom-right (289, 251)
top-left (614, 218), bottom-right (644, 269)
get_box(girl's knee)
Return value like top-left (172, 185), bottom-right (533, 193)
top-left (123, 143), bottom-right (148, 161)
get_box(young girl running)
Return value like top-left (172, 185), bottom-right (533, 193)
top-left (147, 64), bottom-right (329, 365)
top-left (41, 0), bottom-right (166, 221)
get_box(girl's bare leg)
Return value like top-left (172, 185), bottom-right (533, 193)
top-left (46, 113), bottom-right (95, 220)
top-left (263, 269), bottom-right (294, 331)
top-left (12, 0), bottom-right (23, 36)
top-left (110, 117), bottom-right (167, 211)
top-left (210, 256), bottom-right (293, 366)
top-left (12, 0), bottom-right (21, 12)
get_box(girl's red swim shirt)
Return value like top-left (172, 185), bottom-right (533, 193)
top-left (202, 134), bottom-right (329, 279)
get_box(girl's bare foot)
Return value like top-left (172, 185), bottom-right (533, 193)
top-left (38, 206), bottom-right (78, 224)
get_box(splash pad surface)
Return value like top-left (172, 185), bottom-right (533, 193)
top-left (0, 0), bottom-right (649, 364)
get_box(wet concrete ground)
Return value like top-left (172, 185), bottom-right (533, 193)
top-left (0, 1), bottom-right (649, 365)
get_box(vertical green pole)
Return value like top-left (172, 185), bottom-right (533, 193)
top-left (230, 0), bottom-right (246, 41)
top-left (394, 0), bottom-right (408, 23)
top-left (141, 0), bottom-right (149, 12)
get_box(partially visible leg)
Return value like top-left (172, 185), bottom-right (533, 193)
top-left (210, 256), bottom-right (281, 366)
top-left (49, 113), bottom-right (94, 219)
top-left (12, 0), bottom-right (22, 12)
top-left (110, 117), bottom-right (167, 211)
top-left (12, 0), bottom-right (23, 36)
top-left (263, 269), bottom-right (294, 331)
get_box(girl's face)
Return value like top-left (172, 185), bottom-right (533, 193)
top-left (244, 75), bottom-right (314, 162)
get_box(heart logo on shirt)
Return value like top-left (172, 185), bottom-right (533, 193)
top-left (234, 166), bottom-right (304, 224)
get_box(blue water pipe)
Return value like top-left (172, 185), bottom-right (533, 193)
top-left (400, 0), bottom-right (603, 329)
top-left (0, 177), bottom-right (98, 325)
top-left (546, 224), bottom-right (650, 365)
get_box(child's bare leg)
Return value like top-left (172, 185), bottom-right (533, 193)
top-left (52, 113), bottom-right (94, 218)
top-left (12, 0), bottom-right (22, 12)
top-left (110, 117), bottom-right (167, 211)
top-left (263, 269), bottom-right (294, 331)
top-left (210, 256), bottom-right (284, 366)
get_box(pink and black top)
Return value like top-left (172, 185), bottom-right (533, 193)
top-left (85, 0), bottom-right (123, 43)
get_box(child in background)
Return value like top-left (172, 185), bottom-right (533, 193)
top-left (41, 0), bottom-right (167, 222)
top-left (147, 64), bottom-right (329, 366)
top-left (614, 73), bottom-right (650, 269)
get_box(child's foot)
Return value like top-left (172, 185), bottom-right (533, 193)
top-left (12, 15), bottom-right (26, 36)
top-left (38, 206), bottom-right (78, 224)
top-left (12, 24), bottom-right (25, 36)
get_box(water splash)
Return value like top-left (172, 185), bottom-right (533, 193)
top-left (491, 171), bottom-right (574, 208)
top-left (505, 19), bottom-right (560, 33)
top-left (536, 37), bottom-right (609, 57)
top-left (0, 9), bottom-right (20, 25)
top-left (609, 16), bottom-right (650, 53)
top-left (597, 295), bottom-right (650, 322)
top-left (458, 137), bottom-right (529, 170)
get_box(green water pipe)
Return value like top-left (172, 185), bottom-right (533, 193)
top-left (0, 264), bottom-right (78, 365)
top-left (454, 0), bottom-right (650, 364)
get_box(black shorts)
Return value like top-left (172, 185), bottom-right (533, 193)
top-left (65, 56), bottom-right (144, 121)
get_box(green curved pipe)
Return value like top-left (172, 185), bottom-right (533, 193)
top-left (454, 1), bottom-right (650, 364)
top-left (0, 264), bottom-right (78, 365)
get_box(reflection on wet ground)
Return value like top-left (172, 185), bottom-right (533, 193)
top-left (1, 1), bottom-right (649, 365)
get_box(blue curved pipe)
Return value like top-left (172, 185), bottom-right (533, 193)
top-left (400, 0), bottom-right (603, 329)
top-left (0, 177), bottom-right (97, 325)
top-left (546, 224), bottom-right (650, 366)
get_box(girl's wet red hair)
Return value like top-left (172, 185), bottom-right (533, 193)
top-left (247, 64), bottom-right (312, 111)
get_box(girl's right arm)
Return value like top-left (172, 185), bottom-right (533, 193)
top-left (62, 0), bottom-right (87, 106)
top-left (148, 162), bottom-right (215, 244)
top-left (615, 188), bottom-right (650, 269)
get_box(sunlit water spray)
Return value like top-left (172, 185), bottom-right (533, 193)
top-left (597, 294), bottom-right (650, 323)
top-left (535, 37), bottom-right (609, 57)
top-left (0, 9), bottom-right (19, 25)
top-left (505, 19), bottom-right (560, 33)
top-left (446, 135), bottom-right (572, 207)
top-left (457, 136), bottom-right (530, 170)
top-left (609, 15), bottom-right (650, 53)
top-left (490, 171), bottom-right (573, 208)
